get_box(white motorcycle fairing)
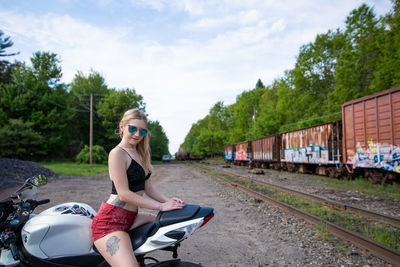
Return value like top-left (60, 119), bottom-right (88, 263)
top-left (135, 217), bottom-right (203, 254)
top-left (21, 202), bottom-right (96, 259)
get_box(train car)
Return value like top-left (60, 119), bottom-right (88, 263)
top-left (175, 148), bottom-right (189, 160)
top-left (342, 86), bottom-right (400, 183)
top-left (251, 135), bottom-right (281, 169)
top-left (224, 144), bottom-right (235, 161)
top-left (234, 141), bottom-right (251, 165)
top-left (280, 120), bottom-right (342, 176)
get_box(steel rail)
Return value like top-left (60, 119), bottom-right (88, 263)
top-left (190, 163), bottom-right (400, 266)
top-left (202, 163), bottom-right (400, 228)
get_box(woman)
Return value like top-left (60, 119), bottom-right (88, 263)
top-left (91, 108), bottom-right (185, 267)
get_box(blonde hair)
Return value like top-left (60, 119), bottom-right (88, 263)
top-left (119, 109), bottom-right (152, 172)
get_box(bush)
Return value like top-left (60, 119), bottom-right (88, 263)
top-left (75, 145), bottom-right (108, 164)
top-left (0, 119), bottom-right (45, 159)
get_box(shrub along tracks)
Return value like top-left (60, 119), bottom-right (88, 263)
top-left (188, 162), bottom-right (400, 266)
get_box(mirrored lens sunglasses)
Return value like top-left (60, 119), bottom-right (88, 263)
top-left (128, 125), bottom-right (148, 136)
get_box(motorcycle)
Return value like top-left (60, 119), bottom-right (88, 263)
top-left (0, 175), bottom-right (214, 267)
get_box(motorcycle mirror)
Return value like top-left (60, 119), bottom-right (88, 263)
top-left (28, 174), bottom-right (47, 187)
top-left (12, 175), bottom-right (47, 200)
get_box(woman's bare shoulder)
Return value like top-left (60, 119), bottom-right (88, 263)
top-left (109, 146), bottom-right (127, 161)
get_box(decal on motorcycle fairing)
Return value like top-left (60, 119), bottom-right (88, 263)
top-left (55, 204), bottom-right (94, 219)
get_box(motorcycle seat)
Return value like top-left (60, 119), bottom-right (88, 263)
top-left (156, 204), bottom-right (200, 227)
top-left (129, 222), bottom-right (158, 250)
top-left (92, 222), bottom-right (157, 254)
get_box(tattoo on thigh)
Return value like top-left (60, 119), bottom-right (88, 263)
top-left (110, 196), bottom-right (126, 207)
top-left (106, 236), bottom-right (120, 256)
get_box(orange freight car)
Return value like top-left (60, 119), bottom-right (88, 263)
top-left (342, 86), bottom-right (400, 182)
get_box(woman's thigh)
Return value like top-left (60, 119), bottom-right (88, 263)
top-left (130, 212), bottom-right (156, 230)
top-left (94, 231), bottom-right (139, 267)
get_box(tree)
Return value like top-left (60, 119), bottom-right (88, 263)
top-left (0, 30), bottom-right (19, 57)
top-left (255, 83), bottom-right (280, 136)
top-left (70, 70), bottom-right (108, 97)
top-left (148, 120), bottom-right (169, 160)
top-left (97, 88), bottom-right (145, 151)
top-left (69, 70), bottom-right (113, 153)
top-left (370, 0), bottom-right (400, 90)
top-left (328, 4), bottom-right (383, 112)
top-left (0, 51), bottom-right (75, 157)
top-left (229, 87), bottom-right (266, 143)
top-left (181, 118), bottom-right (208, 155)
top-left (0, 119), bottom-right (44, 159)
top-left (291, 30), bottom-right (345, 122)
top-left (0, 31), bottom-right (20, 84)
top-left (255, 79), bottom-right (265, 89)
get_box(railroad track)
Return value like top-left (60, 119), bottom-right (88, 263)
top-left (189, 162), bottom-right (400, 266)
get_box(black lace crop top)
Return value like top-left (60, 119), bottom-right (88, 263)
top-left (111, 147), bottom-right (151, 194)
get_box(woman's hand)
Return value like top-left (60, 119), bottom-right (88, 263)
top-left (159, 197), bottom-right (186, 211)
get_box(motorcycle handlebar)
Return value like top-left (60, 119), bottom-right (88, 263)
top-left (36, 199), bottom-right (50, 205)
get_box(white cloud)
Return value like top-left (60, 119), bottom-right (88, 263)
top-left (129, 0), bottom-right (172, 12)
top-left (185, 9), bottom-right (263, 30)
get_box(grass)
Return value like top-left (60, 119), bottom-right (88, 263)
top-left (201, 157), bottom-right (226, 164)
top-left (39, 161), bottom-right (108, 176)
top-left (39, 159), bottom-right (161, 176)
top-left (192, 163), bottom-right (400, 251)
top-left (316, 176), bottom-right (400, 200)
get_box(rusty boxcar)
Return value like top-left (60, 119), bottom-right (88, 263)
top-left (280, 121), bottom-right (342, 175)
top-left (342, 86), bottom-right (400, 182)
top-left (251, 135), bottom-right (281, 169)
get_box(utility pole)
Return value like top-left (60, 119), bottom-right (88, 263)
top-left (89, 93), bottom-right (93, 164)
top-left (79, 93), bottom-right (105, 165)
top-left (253, 106), bottom-right (257, 135)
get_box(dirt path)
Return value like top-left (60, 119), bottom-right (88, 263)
top-left (3, 161), bottom-right (391, 266)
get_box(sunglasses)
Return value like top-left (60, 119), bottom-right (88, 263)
top-left (127, 125), bottom-right (148, 136)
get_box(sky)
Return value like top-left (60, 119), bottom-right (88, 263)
top-left (0, 0), bottom-right (393, 154)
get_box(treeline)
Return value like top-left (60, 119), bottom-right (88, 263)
top-left (0, 35), bottom-right (169, 161)
top-left (181, 2), bottom-right (400, 158)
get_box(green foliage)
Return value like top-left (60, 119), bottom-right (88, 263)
top-left (75, 145), bottom-right (108, 164)
top-left (0, 119), bottom-right (45, 159)
top-left (0, 52), bottom-right (76, 157)
top-left (328, 4), bottom-right (384, 112)
top-left (0, 30), bottom-right (19, 57)
top-left (182, 102), bottom-right (230, 157)
top-left (99, 88), bottom-right (145, 130)
top-left (180, 2), bottom-right (400, 157)
top-left (148, 120), bottom-right (169, 160)
top-left (70, 70), bottom-right (108, 97)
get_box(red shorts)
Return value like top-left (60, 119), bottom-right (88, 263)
top-left (91, 202), bottom-right (138, 242)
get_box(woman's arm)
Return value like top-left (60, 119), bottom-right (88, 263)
top-left (144, 179), bottom-right (169, 203)
top-left (145, 179), bottom-right (185, 206)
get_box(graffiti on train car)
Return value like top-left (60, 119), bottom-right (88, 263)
top-left (236, 149), bottom-right (249, 161)
top-left (225, 150), bottom-right (233, 160)
top-left (353, 141), bottom-right (400, 173)
top-left (283, 143), bottom-right (329, 164)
